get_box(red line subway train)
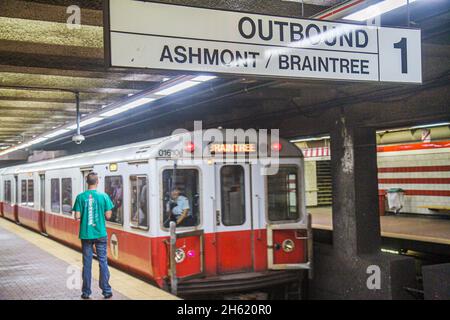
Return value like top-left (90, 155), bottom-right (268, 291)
top-left (0, 130), bottom-right (312, 296)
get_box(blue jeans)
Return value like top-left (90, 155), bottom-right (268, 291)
top-left (81, 237), bottom-right (112, 296)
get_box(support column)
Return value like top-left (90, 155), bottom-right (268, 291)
top-left (330, 115), bottom-right (381, 256)
top-left (309, 113), bottom-right (417, 299)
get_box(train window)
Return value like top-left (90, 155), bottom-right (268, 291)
top-left (130, 175), bottom-right (148, 228)
top-left (21, 180), bottom-right (27, 204)
top-left (105, 176), bottom-right (123, 225)
top-left (267, 166), bottom-right (299, 222)
top-left (220, 166), bottom-right (246, 226)
top-left (50, 178), bottom-right (60, 213)
top-left (27, 179), bottom-right (34, 207)
top-left (162, 169), bottom-right (199, 228)
top-left (4, 180), bottom-right (11, 203)
top-left (61, 178), bottom-right (72, 215)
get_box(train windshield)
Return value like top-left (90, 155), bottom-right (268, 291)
top-left (162, 169), bottom-right (199, 228)
top-left (267, 166), bottom-right (300, 222)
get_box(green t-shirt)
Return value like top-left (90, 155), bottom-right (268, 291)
top-left (72, 190), bottom-right (114, 240)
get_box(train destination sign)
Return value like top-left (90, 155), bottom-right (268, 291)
top-left (107, 0), bottom-right (422, 83)
top-left (210, 143), bottom-right (257, 153)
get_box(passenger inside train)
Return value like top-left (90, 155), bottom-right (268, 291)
top-left (130, 176), bottom-right (148, 228)
top-left (163, 169), bottom-right (199, 228)
top-left (167, 187), bottom-right (192, 226)
top-left (105, 176), bottom-right (124, 225)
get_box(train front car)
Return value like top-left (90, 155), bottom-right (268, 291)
top-left (0, 130), bottom-right (312, 299)
top-left (151, 130), bottom-right (312, 297)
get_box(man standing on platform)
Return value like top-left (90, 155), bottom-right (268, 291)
top-left (73, 172), bottom-right (114, 299)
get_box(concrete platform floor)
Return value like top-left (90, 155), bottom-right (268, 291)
top-left (0, 218), bottom-right (178, 300)
top-left (309, 207), bottom-right (450, 245)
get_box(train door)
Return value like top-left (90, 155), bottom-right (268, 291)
top-left (39, 174), bottom-right (46, 233)
top-left (162, 164), bottom-right (204, 280)
top-left (215, 164), bottom-right (253, 274)
top-left (265, 162), bottom-right (312, 272)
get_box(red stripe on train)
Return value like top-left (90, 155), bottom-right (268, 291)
top-left (378, 178), bottom-right (450, 184)
top-left (17, 205), bottom-right (41, 232)
top-left (378, 165), bottom-right (450, 173)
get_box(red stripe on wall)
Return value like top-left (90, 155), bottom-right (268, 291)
top-left (377, 141), bottom-right (450, 153)
top-left (378, 178), bottom-right (450, 184)
top-left (405, 190), bottom-right (450, 197)
top-left (378, 166), bottom-right (450, 173)
top-left (379, 190), bottom-right (450, 197)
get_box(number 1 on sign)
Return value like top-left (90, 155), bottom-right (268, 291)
top-left (393, 37), bottom-right (408, 74)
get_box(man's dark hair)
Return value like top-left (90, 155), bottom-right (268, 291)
top-left (86, 172), bottom-right (98, 186)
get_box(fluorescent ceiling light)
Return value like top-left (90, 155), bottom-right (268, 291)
top-left (15, 143), bottom-right (31, 150)
top-left (29, 137), bottom-right (48, 145)
top-left (410, 122), bottom-right (450, 129)
top-left (67, 117), bottom-right (104, 130)
top-left (155, 80), bottom-right (201, 96)
top-left (192, 75), bottom-right (217, 82)
top-left (101, 97), bottom-right (155, 118)
top-left (44, 128), bottom-right (69, 138)
top-left (0, 149), bottom-right (12, 156)
top-left (344, 0), bottom-right (418, 21)
top-left (291, 136), bottom-right (331, 143)
top-left (2, 75), bottom-right (217, 150)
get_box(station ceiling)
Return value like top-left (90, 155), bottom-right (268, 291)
top-left (0, 0), bottom-right (330, 150)
top-left (0, 0), bottom-right (449, 159)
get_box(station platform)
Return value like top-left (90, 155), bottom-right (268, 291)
top-left (310, 207), bottom-right (450, 246)
top-left (0, 218), bottom-right (178, 300)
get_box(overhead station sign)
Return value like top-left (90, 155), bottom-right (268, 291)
top-left (106, 0), bottom-right (422, 83)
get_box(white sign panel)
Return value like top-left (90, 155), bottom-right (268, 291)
top-left (107, 0), bottom-right (422, 83)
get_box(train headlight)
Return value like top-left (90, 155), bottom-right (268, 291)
top-left (282, 239), bottom-right (295, 253)
top-left (175, 248), bottom-right (186, 263)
